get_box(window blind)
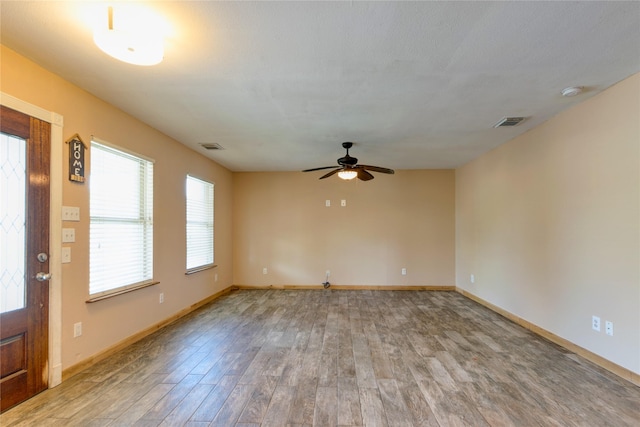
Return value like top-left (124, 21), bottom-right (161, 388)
top-left (186, 175), bottom-right (214, 270)
top-left (90, 140), bottom-right (154, 297)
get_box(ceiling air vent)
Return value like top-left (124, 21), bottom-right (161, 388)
top-left (493, 117), bottom-right (527, 128)
top-left (199, 143), bottom-right (224, 150)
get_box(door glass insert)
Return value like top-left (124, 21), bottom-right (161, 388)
top-left (0, 132), bottom-right (26, 313)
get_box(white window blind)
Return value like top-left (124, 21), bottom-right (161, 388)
top-left (90, 140), bottom-right (154, 297)
top-left (186, 175), bottom-right (214, 271)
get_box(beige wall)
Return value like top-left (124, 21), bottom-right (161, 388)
top-left (4, 41), bottom-right (637, 379)
top-left (233, 170), bottom-right (455, 287)
top-left (455, 73), bottom-right (640, 373)
top-left (1, 45), bottom-right (233, 370)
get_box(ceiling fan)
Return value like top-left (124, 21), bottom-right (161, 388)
top-left (302, 142), bottom-right (395, 181)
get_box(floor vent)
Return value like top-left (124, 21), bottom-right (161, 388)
top-left (200, 143), bottom-right (224, 150)
top-left (493, 117), bottom-right (527, 128)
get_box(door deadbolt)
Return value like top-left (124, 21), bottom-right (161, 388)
top-left (37, 253), bottom-right (48, 262)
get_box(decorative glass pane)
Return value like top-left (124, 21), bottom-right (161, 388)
top-left (0, 133), bottom-right (26, 313)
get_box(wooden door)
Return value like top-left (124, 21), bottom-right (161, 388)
top-left (0, 105), bottom-right (51, 412)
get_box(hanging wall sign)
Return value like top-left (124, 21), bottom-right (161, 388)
top-left (66, 134), bottom-right (87, 183)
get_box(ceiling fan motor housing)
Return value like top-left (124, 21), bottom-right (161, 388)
top-left (338, 142), bottom-right (357, 166)
top-left (338, 155), bottom-right (358, 166)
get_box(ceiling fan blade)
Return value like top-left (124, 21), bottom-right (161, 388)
top-left (302, 166), bottom-right (340, 172)
top-left (357, 168), bottom-right (375, 181)
top-left (359, 164), bottom-right (395, 174)
top-left (319, 168), bottom-right (341, 179)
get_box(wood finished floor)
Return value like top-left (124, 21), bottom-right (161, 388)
top-left (2, 289), bottom-right (639, 426)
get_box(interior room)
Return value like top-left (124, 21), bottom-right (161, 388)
top-left (0, 1), bottom-right (638, 425)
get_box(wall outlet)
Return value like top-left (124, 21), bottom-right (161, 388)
top-left (214, 273), bottom-right (218, 282)
top-left (73, 322), bottom-right (82, 338)
top-left (401, 268), bottom-right (407, 276)
top-left (605, 321), bottom-right (613, 336)
top-left (326, 270), bottom-right (330, 277)
top-left (341, 199), bottom-right (347, 207)
top-left (592, 315), bottom-right (601, 332)
top-left (159, 293), bottom-right (164, 304)
top-left (470, 274), bottom-right (475, 284)
top-left (263, 267), bottom-right (268, 275)
top-left (325, 200), bottom-right (331, 207)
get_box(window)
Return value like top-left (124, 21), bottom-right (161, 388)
top-left (186, 175), bottom-right (214, 271)
top-left (90, 140), bottom-right (154, 298)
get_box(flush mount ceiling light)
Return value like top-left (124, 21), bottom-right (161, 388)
top-left (561, 86), bottom-right (583, 97)
top-left (93, 6), bottom-right (164, 66)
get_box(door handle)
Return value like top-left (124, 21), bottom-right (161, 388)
top-left (36, 272), bottom-right (52, 282)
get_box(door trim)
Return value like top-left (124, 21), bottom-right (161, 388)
top-left (0, 92), bottom-right (63, 388)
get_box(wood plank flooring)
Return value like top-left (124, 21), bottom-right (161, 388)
top-left (2, 289), bottom-right (639, 426)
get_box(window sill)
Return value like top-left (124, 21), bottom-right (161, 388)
top-left (185, 264), bottom-right (217, 275)
top-left (86, 281), bottom-right (160, 303)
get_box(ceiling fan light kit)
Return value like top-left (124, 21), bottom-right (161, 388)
top-left (337, 170), bottom-right (358, 180)
top-left (302, 142), bottom-right (394, 181)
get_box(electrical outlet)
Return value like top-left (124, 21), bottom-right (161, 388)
top-left (263, 267), bottom-right (268, 275)
top-left (592, 315), bottom-right (601, 332)
top-left (341, 199), bottom-right (346, 207)
top-left (470, 274), bottom-right (475, 284)
top-left (326, 270), bottom-right (330, 277)
top-left (325, 200), bottom-right (331, 207)
top-left (401, 268), bottom-right (407, 275)
top-left (214, 273), bottom-right (218, 282)
top-left (73, 322), bottom-right (82, 338)
top-left (605, 321), bottom-right (613, 336)
top-left (159, 293), bottom-right (164, 304)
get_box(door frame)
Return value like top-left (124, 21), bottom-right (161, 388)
top-left (1, 92), bottom-right (63, 388)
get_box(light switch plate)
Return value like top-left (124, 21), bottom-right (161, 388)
top-left (62, 247), bottom-right (71, 263)
top-left (62, 228), bottom-right (75, 243)
top-left (62, 206), bottom-right (80, 221)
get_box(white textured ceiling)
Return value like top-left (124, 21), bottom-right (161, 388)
top-left (1, 1), bottom-right (639, 172)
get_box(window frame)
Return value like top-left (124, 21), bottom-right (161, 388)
top-left (88, 138), bottom-right (155, 301)
top-left (185, 174), bottom-right (215, 274)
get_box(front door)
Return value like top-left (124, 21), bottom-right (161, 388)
top-left (0, 105), bottom-right (51, 412)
